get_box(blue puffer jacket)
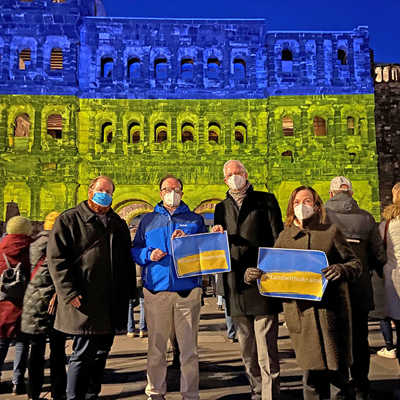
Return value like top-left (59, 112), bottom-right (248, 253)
top-left (131, 201), bottom-right (207, 292)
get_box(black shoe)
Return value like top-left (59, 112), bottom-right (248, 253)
top-left (12, 382), bottom-right (26, 395)
top-left (0, 381), bottom-right (12, 394)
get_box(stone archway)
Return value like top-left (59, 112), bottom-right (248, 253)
top-left (115, 199), bottom-right (154, 226)
top-left (193, 198), bottom-right (222, 226)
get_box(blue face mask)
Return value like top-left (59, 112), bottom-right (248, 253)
top-left (91, 192), bottom-right (113, 207)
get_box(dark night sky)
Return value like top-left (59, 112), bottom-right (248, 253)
top-left (102, 0), bottom-right (399, 63)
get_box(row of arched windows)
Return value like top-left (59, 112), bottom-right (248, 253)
top-left (10, 114), bottom-right (360, 141)
top-left (101, 121), bottom-right (247, 144)
top-left (17, 48), bottom-right (63, 71)
top-left (281, 116), bottom-right (357, 136)
top-left (13, 113), bottom-right (63, 138)
top-left (101, 57), bottom-right (247, 80)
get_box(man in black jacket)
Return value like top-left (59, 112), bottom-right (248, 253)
top-left (212, 160), bottom-right (283, 400)
top-left (48, 176), bottom-right (136, 400)
top-left (325, 176), bottom-right (386, 400)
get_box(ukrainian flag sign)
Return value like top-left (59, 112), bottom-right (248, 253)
top-left (257, 248), bottom-right (329, 301)
top-left (172, 232), bottom-right (231, 278)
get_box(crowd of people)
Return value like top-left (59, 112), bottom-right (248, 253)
top-left (0, 160), bottom-right (398, 400)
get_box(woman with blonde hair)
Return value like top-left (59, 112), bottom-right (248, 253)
top-left (377, 183), bottom-right (400, 361)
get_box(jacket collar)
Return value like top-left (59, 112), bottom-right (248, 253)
top-left (77, 201), bottom-right (116, 223)
top-left (154, 201), bottom-right (191, 216)
top-left (288, 214), bottom-right (322, 239)
top-left (325, 191), bottom-right (359, 213)
top-left (225, 183), bottom-right (254, 201)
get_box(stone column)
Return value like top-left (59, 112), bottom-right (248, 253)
top-left (28, 177), bottom-right (41, 221)
top-left (143, 110), bottom-right (151, 151)
top-left (347, 39), bottom-right (355, 84)
top-left (31, 106), bottom-right (43, 153)
top-left (115, 110), bottom-right (124, 154)
top-left (65, 181), bottom-right (79, 209)
top-left (68, 103), bottom-right (78, 153)
top-left (170, 111), bottom-right (177, 151)
top-left (316, 38), bottom-right (325, 84)
top-left (0, 107), bottom-right (8, 152)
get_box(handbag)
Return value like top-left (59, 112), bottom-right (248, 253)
top-left (0, 253), bottom-right (26, 303)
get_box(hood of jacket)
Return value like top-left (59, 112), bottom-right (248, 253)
top-left (0, 234), bottom-right (32, 259)
top-left (325, 192), bottom-right (359, 214)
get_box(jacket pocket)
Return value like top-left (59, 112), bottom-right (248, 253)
top-left (283, 301), bottom-right (301, 333)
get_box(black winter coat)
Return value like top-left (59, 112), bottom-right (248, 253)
top-left (21, 231), bottom-right (55, 335)
top-left (214, 186), bottom-right (283, 317)
top-left (47, 201), bottom-right (136, 335)
top-left (325, 192), bottom-right (387, 313)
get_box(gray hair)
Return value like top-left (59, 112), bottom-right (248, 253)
top-left (223, 160), bottom-right (247, 177)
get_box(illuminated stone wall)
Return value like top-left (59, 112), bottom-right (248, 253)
top-left (0, 0), bottom-right (380, 224)
top-left (374, 64), bottom-right (400, 208)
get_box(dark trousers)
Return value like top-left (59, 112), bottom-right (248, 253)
top-left (66, 334), bottom-right (114, 400)
top-left (303, 368), bottom-right (352, 400)
top-left (350, 310), bottom-right (370, 390)
top-left (27, 330), bottom-right (67, 399)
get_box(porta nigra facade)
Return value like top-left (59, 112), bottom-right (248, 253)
top-left (0, 0), bottom-right (380, 226)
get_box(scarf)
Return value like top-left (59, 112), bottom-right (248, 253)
top-left (229, 181), bottom-right (251, 209)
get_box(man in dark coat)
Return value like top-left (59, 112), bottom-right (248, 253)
top-left (325, 176), bottom-right (387, 400)
top-left (212, 160), bottom-right (283, 400)
top-left (48, 176), bottom-right (136, 400)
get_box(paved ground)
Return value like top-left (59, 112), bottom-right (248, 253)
top-left (1, 296), bottom-right (399, 400)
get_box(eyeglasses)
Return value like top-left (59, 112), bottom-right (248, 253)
top-left (161, 187), bottom-right (182, 194)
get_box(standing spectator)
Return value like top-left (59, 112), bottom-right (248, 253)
top-left (378, 182), bottom-right (400, 362)
top-left (48, 176), bottom-right (136, 400)
top-left (0, 216), bottom-right (32, 394)
top-left (132, 174), bottom-right (206, 400)
top-left (212, 160), bottom-right (283, 400)
top-left (21, 211), bottom-right (67, 400)
top-left (249, 186), bottom-right (360, 400)
top-left (325, 176), bottom-right (386, 400)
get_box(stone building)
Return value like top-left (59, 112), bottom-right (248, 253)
top-left (374, 63), bottom-right (400, 208)
top-left (0, 0), bottom-right (380, 225)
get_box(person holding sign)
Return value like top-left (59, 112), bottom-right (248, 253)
top-left (131, 175), bottom-right (206, 400)
top-left (247, 186), bottom-right (361, 400)
top-left (212, 160), bottom-right (283, 400)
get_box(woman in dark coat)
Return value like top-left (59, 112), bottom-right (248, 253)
top-left (247, 186), bottom-right (361, 399)
top-left (0, 216), bottom-right (32, 395)
top-left (21, 211), bottom-right (66, 400)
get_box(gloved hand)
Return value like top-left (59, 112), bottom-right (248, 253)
top-left (244, 268), bottom-right (263, 284)
top-left (321, 264), bottom-right (343, 281)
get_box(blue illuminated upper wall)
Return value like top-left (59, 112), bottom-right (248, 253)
top-left (0, 0), bottom-right (374, 99)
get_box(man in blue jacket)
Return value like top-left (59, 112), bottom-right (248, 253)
top-left (132, 175), bottom-right (206, 400)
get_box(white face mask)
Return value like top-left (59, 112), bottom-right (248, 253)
top-left (227, 174), bottom-right (246, 191)
top-left (163, 191), bottom-right (181, 208)
top-left (294, 204), bottom-right (314, 221)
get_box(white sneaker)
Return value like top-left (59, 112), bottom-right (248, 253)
top-left (377, 347), bottom-right (397, 359)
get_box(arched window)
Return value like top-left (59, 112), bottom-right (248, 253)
top-left (181, 59), bottom-right (194, 80)
top-left (155, 123), bottom-right (167, 143)
top-left (18, 49), bottom-right (31, 70)
top-left (208, 122), bottom-right (220, 143)
top-left (47, 114), bottom-right (62, 139)
top-left (347, 117), bottom-right (355, 135)
top-left (50, 48), bottom-right (63, 70)
top-left (14, 114), bottom-right (30, 137)
top-left (128, 122), bottom-right (140, 144)
top-left (234, 122), bottom-right (246, 144)
top-left (338, 49), bottom-right (347, 65)
top-left (207, 58), bottom-right (220, 79)
top-left (281, 49), bottom-right (293, 73)
top-left (128, 58), bottom-right (141, 80)
top-left (233, 59), bottom-right (246, 80)
top-left (282, 117), bottom-right (294, 136)
top-left (101, 57), bottom-right (113, 78)
top-left (101, 122), bottom-right (113, 143)
top-left (281, 150), bottom-right (294, 162)
top-left (392, 66), bottom-right (400, 81)
top-left (155, 58), bottom-right (168, 80)
top-left (181, 122), bottom-right (194, 143)
top-left (313, 116), bottom-right (326, 136)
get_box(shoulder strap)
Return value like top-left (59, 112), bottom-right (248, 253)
top-left (31, 255), bottom-right (46, 280)
top-left (2, 253), bottom-right (11, 269)
top-left (384, 219), bottom-right (391, 248)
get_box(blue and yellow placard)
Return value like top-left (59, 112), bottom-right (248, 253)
top-left (172, 232), bottom-right (231, 278)
top-left (257, 248), bottom-right (329, 301)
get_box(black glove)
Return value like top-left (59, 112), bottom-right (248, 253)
top-left (321, 264), bottom-right (343, 281)
top-left (244, 268), bottom-right (263, 285)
